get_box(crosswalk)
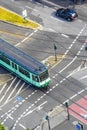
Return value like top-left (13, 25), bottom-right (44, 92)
top-left (0, 76), bottom-right (28, 108)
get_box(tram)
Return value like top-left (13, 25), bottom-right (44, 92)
top-left (0, 38), bottom-right (51, 88)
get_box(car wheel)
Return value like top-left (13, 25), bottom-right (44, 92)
top-left (67, 18), bottom-right (71, 21)
top-left (56, 13), bottom-right (59, 17)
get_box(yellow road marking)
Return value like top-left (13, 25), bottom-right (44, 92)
top-left (43, 54), bottom-right (66, 69)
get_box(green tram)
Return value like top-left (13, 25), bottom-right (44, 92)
top-left (0, 38), bottom-right (51, 88)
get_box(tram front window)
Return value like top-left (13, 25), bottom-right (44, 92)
top-left (39, 71), bottom-right (49, 82)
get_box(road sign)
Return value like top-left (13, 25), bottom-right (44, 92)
top-left (76, 124), bottom-right (81, 130)
top-left (16, 96), bottom-right (23, 101)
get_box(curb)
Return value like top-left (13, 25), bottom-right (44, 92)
top-left (0, 6), bottom-right (42, 30)
top-left (34, 106), bottom-right (67, 130)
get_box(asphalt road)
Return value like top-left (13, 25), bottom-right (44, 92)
top-left (0, 0), bottom-right (87, 130)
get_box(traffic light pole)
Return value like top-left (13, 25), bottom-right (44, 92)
top-left (54, 49), bottom-right (57, 61)
top-left (54, 44), bottom-right (57, 61)
top-left (45, 115), bottom-right (51, 130)
top-left (48, 118), bottom-right (51, 130)
top-left (65, 102), bottom-right (70, 120)
top-left (67, 106), bottom-right (70, 120)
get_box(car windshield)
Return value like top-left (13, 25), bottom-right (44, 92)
top-left (66, 9), bottom-right (75, 13)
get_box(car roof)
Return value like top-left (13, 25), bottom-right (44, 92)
top-left (57, 8), bottom-right (64, 11)
top-left (65, 8), bottom-right (75, 13)
top-left (58, 8), bottom-right (75, 13)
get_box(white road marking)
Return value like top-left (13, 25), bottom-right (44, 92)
top-left (0, 83), bottom-right (31, 108)
top-left (15, 30), bottom-right (38, 47)
top-left (0, 83), bottom-right (7, 94)
top-left (70, 94), bottom-right (77, 99)
top-left (23, 101), bottom-right (47, 117)
top-left (15, 82), bottom-right (25, 96)
top-left (64, 49), bottom-right (69, 55)
top-left (78, 89), bottom-right (84, 94)
top-left (37, 101), bottom-right (47, 110)
top-left (49, 28), bottom-right (56, 32)
top-left (63, 99), bottom-right (69, 104)
top-left (6, 113), bottom-right (14, 120)
top-left (61, 33), bottom-right (69, 38)
top-left (5, 80), bottom-right (21, 104)
top-left (0, 78), bottom-right (17, 104)
top-left (79, 75), bottom-right (87, 80)
top-left (59, 56), bottom-right (77, 73)
top-left (0, 89), bottom-right (37, 123)
top-left (19, 123), bottom-right (26, 129)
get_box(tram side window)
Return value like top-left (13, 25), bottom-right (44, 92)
top-left (12, 62), bottom-right (17, 70)
top-left (32, 75), bottom-right (39, 82)
top-left (0, 54), bottom-right (1, 60)
top-left (0, 54), bottom-right (10, 65)
top-left (24, 71), bottom-right (30, 78)
top-left (19, 66), bottom-right (30, 78)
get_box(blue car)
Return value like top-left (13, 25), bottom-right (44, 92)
top-left (56, 8), bottom-right (78, 21)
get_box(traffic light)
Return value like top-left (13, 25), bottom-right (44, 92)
top-left (54, 44), bottom-right (57, 50)
top-left (65, 102), bottom-right (69, 108)
top-left (45, 115), bottom-right (49, 120)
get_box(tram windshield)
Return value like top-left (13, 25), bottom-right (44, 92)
top-left (39, 70), bottom-right (49, 82)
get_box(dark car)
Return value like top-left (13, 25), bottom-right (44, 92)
top-left (55, 8), bottom-right (78, 21)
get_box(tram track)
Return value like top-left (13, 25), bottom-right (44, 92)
top-left (0, 20), bottom-right (87, 130)
top-left (0, 29), bottom-right (27, 38)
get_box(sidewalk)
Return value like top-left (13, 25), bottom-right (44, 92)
top-left (44, 0), bottom-right (71, 7)
top-left (34, 106), bottom-right (67, 130)
top-left (39, 0), bottom-right (87, 8)
top-left (0, 74), bottom-right (13, 85)
top-left (52, 120), bottom-right (77, 130)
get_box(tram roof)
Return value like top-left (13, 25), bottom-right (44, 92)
top-left (0, 38), bottom-right (47, 75)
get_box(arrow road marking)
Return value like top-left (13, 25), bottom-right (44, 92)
top-left (23, 101), bottom-right (47, 117)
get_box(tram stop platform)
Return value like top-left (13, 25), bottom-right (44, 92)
top-left (0, 74), bottom-right (13, 85)
top-left (42, 55), bottom-right (65, 69)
